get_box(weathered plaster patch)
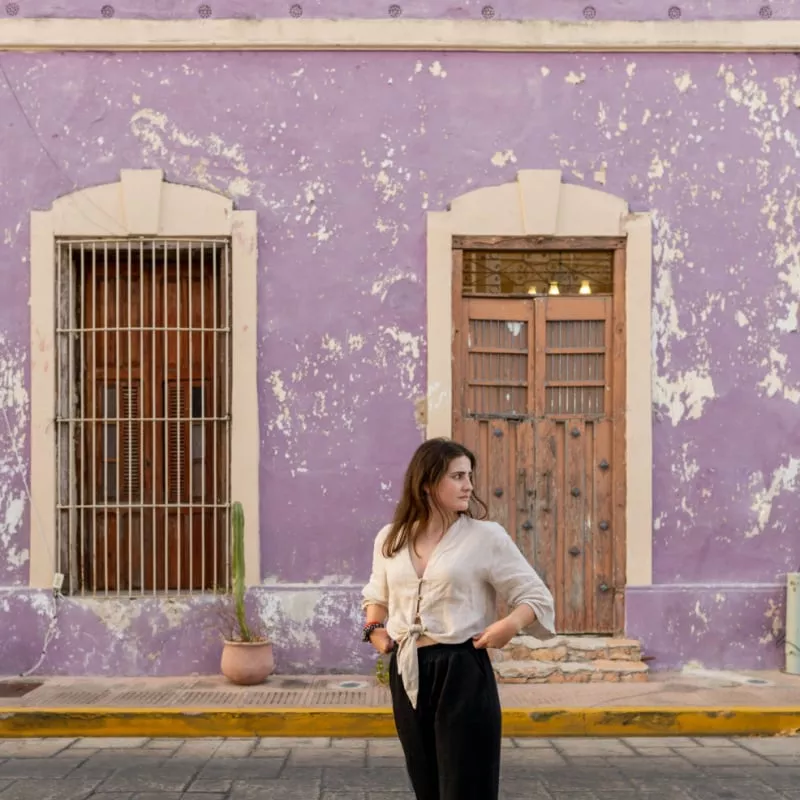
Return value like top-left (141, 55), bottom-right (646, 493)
top-left (674, 70), bottom-right (693, 94)
top-left (760, 598), bottom-right (784, 644)
top-left (651, 215), bottom-right (716, 426)
top-left (131, 107), bottom-right (253, 199)
top-left (491, 150), bottom-right (517, 168)
top-left (758, 347), bottom-right (800, 403)
top-left (565, 71), bottom-right (586, 85)
top-left (0, 336), bottom-right (29, 579)
top-left (428, 61), bottom-right (447, 79)
top-left (370, 268), bottom-right (419, 302)
top-left (747, 456), bottom-right (800, 538)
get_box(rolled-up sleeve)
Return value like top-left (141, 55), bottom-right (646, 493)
top-left (487, 524), bottom-right (556, 638)
top-left (361, 525), bottom-right (390, 610)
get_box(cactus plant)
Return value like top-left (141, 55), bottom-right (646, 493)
top-left (220, 501), bottom-right (273, 684)
top-left (231, 501), bottom-right (254, 642)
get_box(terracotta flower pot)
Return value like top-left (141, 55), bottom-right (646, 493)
top-left (221, 640), bottom-right (275, 685)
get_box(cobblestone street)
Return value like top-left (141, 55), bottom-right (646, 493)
top-left (0, 736), bottom-right (798, 798)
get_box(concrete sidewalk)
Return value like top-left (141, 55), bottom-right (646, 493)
top-left (0, 669), bottom-right (799, 739)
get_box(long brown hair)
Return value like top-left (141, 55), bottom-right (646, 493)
top-left (382, 438), bottom-right (487, 558)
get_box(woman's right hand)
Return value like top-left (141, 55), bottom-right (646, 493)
top-left (369, 628), bottom-right (395, 654)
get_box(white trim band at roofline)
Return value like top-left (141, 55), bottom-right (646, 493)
top-left (1, 18), bottom-right (800, 52)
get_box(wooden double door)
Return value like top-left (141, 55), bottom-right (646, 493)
top-left (453, 292), bottom-right (626, 634)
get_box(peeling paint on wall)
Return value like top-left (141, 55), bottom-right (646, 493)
top-left (0, 337), bottom-right (29, 583)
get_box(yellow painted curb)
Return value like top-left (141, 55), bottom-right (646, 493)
top-left (0, 707), bottom-right (799, 738)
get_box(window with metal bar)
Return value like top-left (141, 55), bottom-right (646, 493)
top-left (55, 239), bottom-right (232, 596)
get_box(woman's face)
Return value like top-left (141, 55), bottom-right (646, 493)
top-left (431, 455), bottom-right (474, 515)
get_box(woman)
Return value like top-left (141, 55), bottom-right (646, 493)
top-left (361, 437), bottom-right (555, 800)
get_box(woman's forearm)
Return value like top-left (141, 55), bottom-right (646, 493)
top-left (504, 603), bottom-right (536, 633)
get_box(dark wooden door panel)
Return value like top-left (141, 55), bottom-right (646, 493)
top-left (81, 248), bottom-right (225, 593)
top-left (454, 252), bottom-right (625, 635)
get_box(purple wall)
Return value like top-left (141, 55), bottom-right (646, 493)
top-left (1, 36), bottom-right (799, 674)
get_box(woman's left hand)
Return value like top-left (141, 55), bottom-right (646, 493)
top-left (472, 618), bottom-right (517, 650)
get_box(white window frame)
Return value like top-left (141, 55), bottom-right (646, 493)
top-left (29, 169), bottom-right (260, 590)
top-left (424, 169), bottom-right (654, 586)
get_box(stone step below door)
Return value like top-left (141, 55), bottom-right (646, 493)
top-left (490, 635), bottom-right (649, 684)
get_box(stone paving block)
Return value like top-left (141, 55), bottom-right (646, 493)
top-left (250, 747), bottom-right (291, 758)
top-left (694, 737), bottom-right (744, 747)
top-left (197, 757), bottom-right (284, 781)
top-left (0, 738), bottom-right (75, 758)
top-left (171, 741), bottom-right (221, 759)
top-left (87, 794), bottom-right (134, 799)
top-left (278, 766), bottom-right (324, 782)
top-left (736, 738), bottom-right (800, 756)
top-left (58, 748), bottom-right (99, 758)
top-left (512, 738), bottom-right (559, 748)
top-left (501, 749), bottom-right (568, 767)
top-left (80, 749), bottom-right (165, 761)
top-left (536, 767), bottom-right (634, 790)
top-left (144, 739), bottom-right (185, 750)
top-left (73, 738), bottom-right (150, 749)
top-left (290, 748), bottom-right (365, 767)
top-left (321, 793), bottom-right (366, 800)
top-left (332, 738), bottom-right (367, 750)
top-left (605, 756), bottom-right (700, 773)
top-left (98, 764), bottom-right (198, 793)
top-left (73, 752), bottom-right (168, 777)
top-left (366, 740), bottom-right (404, 757)
top-left (323, 766), bottom-right (411, 792)
top-left (127, 795), bottom-right (183, 800)
top-left (553, 738), bottom-right (636, 756)
top-left (186, 778), bottom-right (232, 792)
top-left (0, 757), bottom-right (85, 779)
top-left (762, 756), bottom-right (800, 766)
top-left (621, 737), bottom-right (697, 748)
top-left (229, 779), bottom-right (322, 799)
top-left (366, 756), bottom-right (406, 769)
top-left (212, 739), bottom-right (255, 758)
top-left (0, 778), bottom-right (99, 800)
top-left (366, 795), bottom-right (416, 800)
top-left (258, 737), bottom-right (331, 748)
top-left (681, 747), bottom-right (772, 767)
top-left (501, 787), bottom-right (558, 800)
top-left (623, 745), bottom-right (688, 758)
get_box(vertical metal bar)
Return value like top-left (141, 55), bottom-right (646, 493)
top-left (55, 242), bottom-right (63, 582)
top-left (176, 240), bottom-right (182, 596)
top-left (115, 240), bottom-right (121, 597)
top-left (138, 240), bottom-right (145, 596)
top-left (211, 242), bottom-right (218, 590)
top-left (67, 243), bottom-right (78, 595)
top-left (163, 240), bottom-right (169, 593)
top-left (188, 241), bottom-right (194, 593)
top-left (103, 241), bottom-right (110, 596)
top-left (151, 241), bottom-right (158, 596)
top-left (223, 242), bottom-right (231, 588)
top-left (90, 243), bottom-right (98, 596)
top-left (78, 244), bottom-right (87, 595)
top-left (127, 241), bottom-right (133, 595)
top-left (200, 243), bottom-right (206, 591)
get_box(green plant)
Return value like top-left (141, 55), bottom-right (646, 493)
top-left (231, 501), bottom-right (253, 642)
top-left (219, 501), bottom-right (269, 643)
top-left (375, 655), bottom-right (389, 687)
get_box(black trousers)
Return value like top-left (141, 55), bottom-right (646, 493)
top-left (389, 640), bottom-right (502, 800)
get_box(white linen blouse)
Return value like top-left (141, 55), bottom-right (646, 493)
top-left (361, 514), bottom-right (556, 709)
